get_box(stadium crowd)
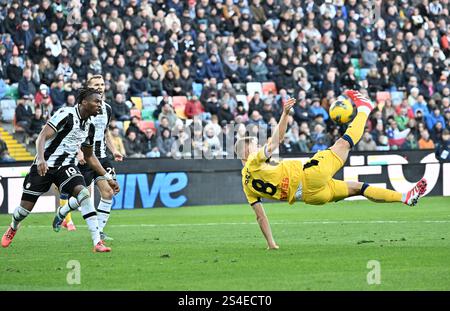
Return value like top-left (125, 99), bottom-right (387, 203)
top-left (1, 0), bottom-right (450, 161)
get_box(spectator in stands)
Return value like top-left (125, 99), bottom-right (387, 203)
top-left (157, 128), bottom-right (175, 158)
top-left (126, 116), bottom-right (145, 140)
top-left (50, 78), bottom-right (66, 111)
top-left (435, 129), bottom-right (450, 162)
top-left (248, 92), bottom-right (263, 116)
top-left (129, 68), bottom-right (150, 97)
top-left (158, 103), bottom-right (178, 129)
top-left (162, 70), bottom-right (182, 96)
top-left (309, 99), bottom-right (329, 122)
top-left (55, 57), bottom-right (73, 82)
top-left (418, 129), bottom-right (435, 151)
top-left (362, 41), bottom-right (378, 68)
top-left (0, 137), bottom-right (14, 163)
top-left (431, 121), bottom-right (445, 143)
top-left (111, 93), bottom-right (130, 121)
top-left (203, 125), bottom-right (222, 158)
top-left (185, 95), bottom-right (204, 120)
top-left (18, 69), bottom-right (37, 99)
top-left (28, 108), bottom-right (46, 144)
top-left (124, 131), bottom-right (145, 158)
top-left (44, 33), bottom-right (62, 59)
top-left (357, 132), bottom-right (378, 151)
top-left (321, 71), bottom-right (341, 97)
top-left (13, 20), bottom-right (35, 52)
top-left (37, 57), bottom-right (55, 86)
top-left (148, 70), bottom-right (163, 97)
top-left (0, 0), bottom-right (448, 157)
top-left (6, 56), bottom-right (23, 84)
top-left (311, 136), bottom-right (328, 153)
top-left (217, 101), bottom-right (234, 124)
top-left (426, 106), bottom-right (446, 131)
top-left (15, 98), bottom-right (33, 132)
top-left (34, 84), bottom-right (53, 112)
top-left (402, 132), bottom-right (419, 150)
top-left (110, 127), bottom-right (126, 158)
top-left (394, 107), bottom-right (410, 131)
top-left (179, 68), bottom-right (193, 95)
top-left (293, 99), bottom-right (311, 125)
top-left (250, 53), bottom-right (269, 82)
top-left (142, 127), bottom-right (158, 157)
top-left (205, 54), bottom-right (225, 82)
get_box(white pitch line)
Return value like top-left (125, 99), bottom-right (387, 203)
top-left (23, 219), bottom-right (450, 229)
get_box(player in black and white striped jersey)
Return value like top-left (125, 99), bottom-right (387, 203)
top-left (76, 75), bottom-right (123, 241)
top-left (1, 88), bottom-right (120, 252)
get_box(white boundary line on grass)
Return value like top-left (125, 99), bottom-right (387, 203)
top-left (24, 219), bottom-right (450, 228)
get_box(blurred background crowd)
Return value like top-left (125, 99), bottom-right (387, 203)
top-left (1, 0), bottom-right (450, 162)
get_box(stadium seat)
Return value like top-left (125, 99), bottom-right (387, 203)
top-left (350, 58), bottom-right (360, 69)
top-left (130, 108), bottom-right (142, 119)
top-left (262, 82), bottom-right (277, 95)
top-left (233, 83), bottom-right (246, 94)
top-left (123, 120), bottom-right (130, 133)
top-left (359, 68), bottom-right (370, 81)
top-left (236, 94), bottom-right (249, 111)
top-left (354, 68), bottom-right (361, 80)
top-left (390, 91), bottom-right (404, 105)
top-left (130, 97), bottom-right (143, 110)
top-left (172, 96), bottom-right (188, 119)
top-left (246, 82), bottom-right (263, 96)
top-left (156, 96), bottom-right (173, 106)
top-left (376, 91), bottom-right (391, 103)
top-left (139, 121), bottom-right (156, 133)
top-left (4, 84), bottom-right (19, 100)
top-left (142, 96), bottom-right (157, 110)
top-left (141, 108), bottom-right (154, 121)
top-left (13, 115), bottom-right (25, 133)
top-left (192, 83), bottom-right (203, 97)
top-left (115, 121), bottom-right (124, 130)
top-left (0, 99), bottom-right (16, 122)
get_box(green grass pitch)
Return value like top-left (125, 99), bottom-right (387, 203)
top-left (1, 196), bottom-right (450, 290)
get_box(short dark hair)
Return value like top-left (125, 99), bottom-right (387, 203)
top-left (76, 87), bottom-right (101, 105)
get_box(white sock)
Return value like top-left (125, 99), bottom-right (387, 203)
top-left (79, 195), bottom-right (101, 246)
top-left (97, 198), bottom-right (112, 233)
top-left (11, 206), bottom-right (30, 230)
top-left (58, 197), bottom-right (79, 218)
top-left (357, 106), bottom-right (371, 116)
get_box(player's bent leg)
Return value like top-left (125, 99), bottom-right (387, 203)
top-left (2, 200), bottom-right (35, 248)
top-left (53, 195), bottom-right (80, 232)
top-left (330, 90), bottom-right (376, 164)
top-left (72, 186), bottom-right (111, 252)
top-left (96, 179), bottom-right (115, 241)
top-left (329, 139), bottom-right (351, 166)
top-left (357, 179), bottom-right (427, 206)
top-left (58, 192), bottom-right (77, 231)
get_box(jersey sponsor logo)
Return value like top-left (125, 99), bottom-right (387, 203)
top-left (280, 177), bottom-right (289, 201)
top-left (244, 168), bottom-right (250, 185)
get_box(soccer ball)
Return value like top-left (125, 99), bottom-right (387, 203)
top-left (329, 95), bottom-right (355, 124)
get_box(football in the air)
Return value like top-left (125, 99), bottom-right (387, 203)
top-left (329, 95), bottom-right (355, 124)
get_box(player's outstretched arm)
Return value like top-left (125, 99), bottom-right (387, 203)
top-left (267, 98), bottom-right (296, 156)
top-left (82, 145), bottom-right (120, 193)
top-left (105, 129), bottom-right (123, 161)
top-left (35, 124), bottom-right (56, 176)
top-left (252, 202), bottom-right (279, 250)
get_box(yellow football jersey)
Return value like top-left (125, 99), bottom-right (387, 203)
top-left (241, 146), bottom-right (303, 205)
